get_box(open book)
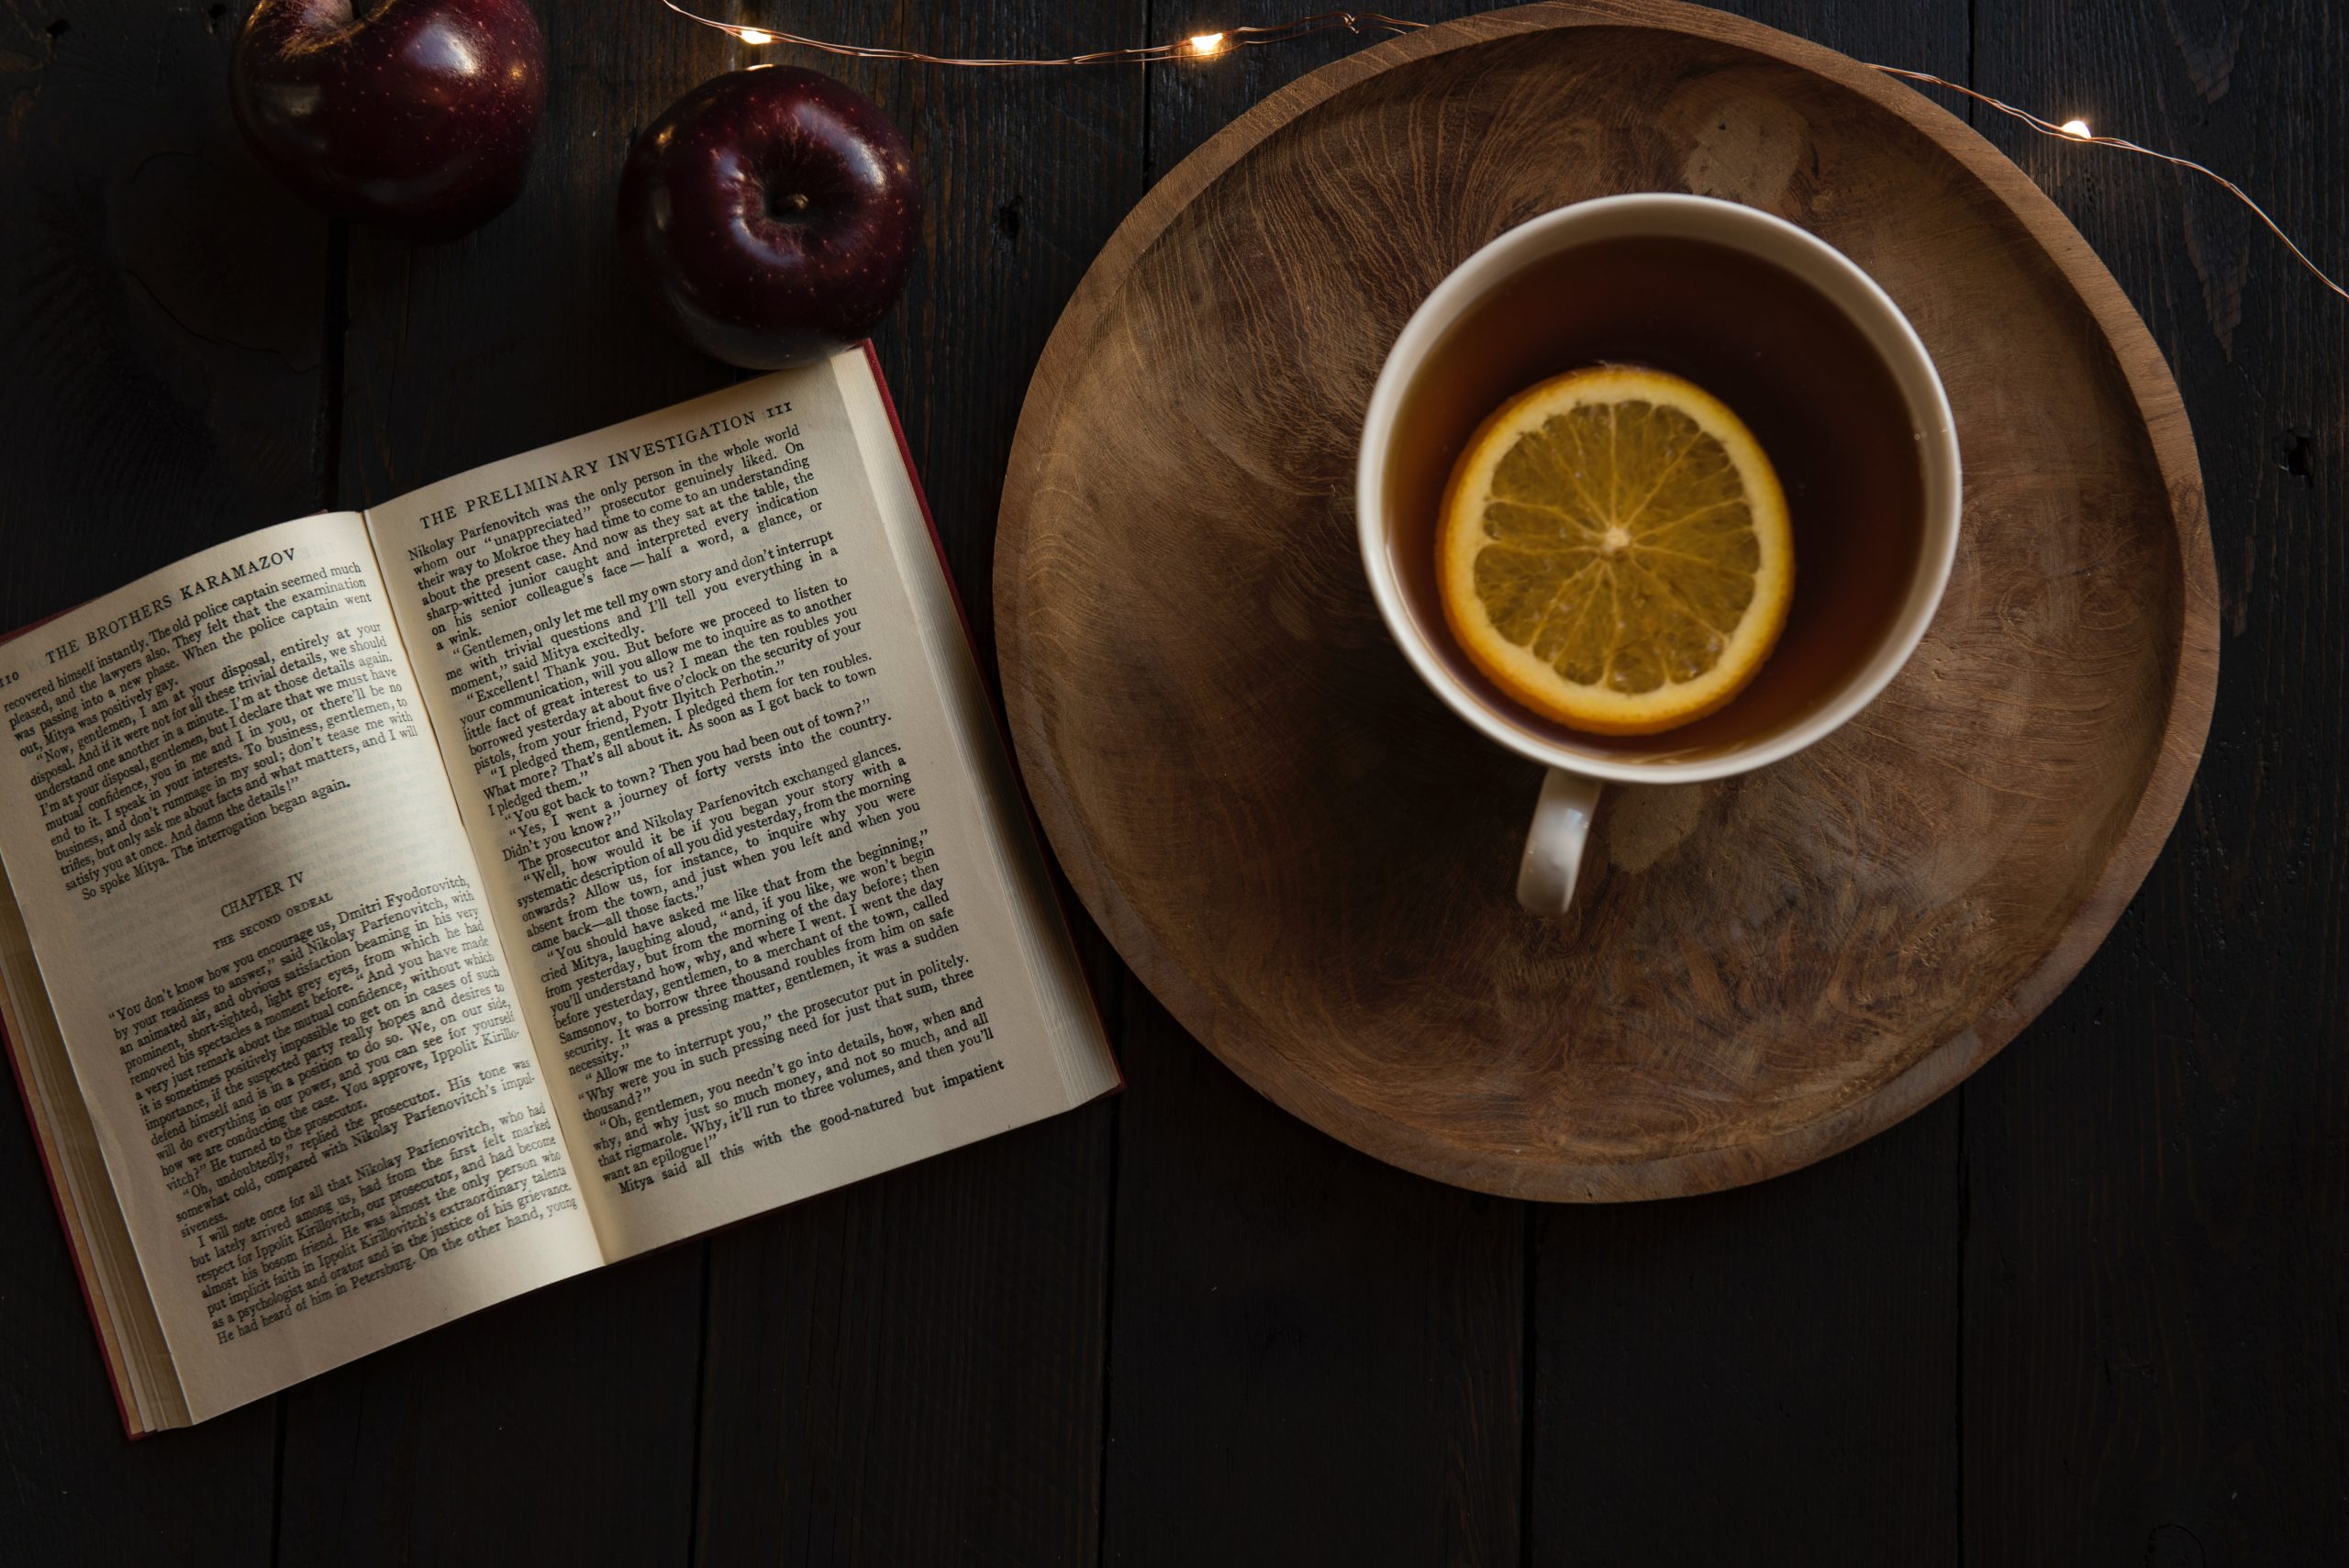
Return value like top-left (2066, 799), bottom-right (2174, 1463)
top-left (0, 346), bottom-right (1117, 1434)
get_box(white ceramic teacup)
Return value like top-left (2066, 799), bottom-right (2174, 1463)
top-left (1356, 194), bottom-right (1962, 914)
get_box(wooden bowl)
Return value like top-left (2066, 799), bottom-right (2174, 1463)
top-left (995, 0), bottom-right (2217, 1199)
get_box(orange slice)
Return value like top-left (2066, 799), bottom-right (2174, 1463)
top-left (1437, 366), bottom-right (1794, 735)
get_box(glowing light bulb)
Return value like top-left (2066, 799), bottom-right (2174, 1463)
top-left (1187, 32), bottom-right (1228, 57)
top-left (737, 28), bottom-right (774, 45)
top-left (2059, 117), bottom-right (2092, 139)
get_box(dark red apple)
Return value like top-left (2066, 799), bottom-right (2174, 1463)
top-left (229, 0), bottom-right (548, 239)
top-left (618, 67), bottom-right (921, 369)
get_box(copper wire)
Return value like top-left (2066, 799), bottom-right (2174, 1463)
top-left (658, 4), bottom-right (1427, 67)
top-left (656, 3), bottom-right (2343, 303)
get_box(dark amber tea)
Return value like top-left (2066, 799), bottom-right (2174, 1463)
top-left (1383, 234), bottom-right (1926, 758)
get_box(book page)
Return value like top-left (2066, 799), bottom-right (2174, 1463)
top-left (367, 354), bottom-right (1105, 1259)
top-left (0, 517), bottom-right (602, 1425)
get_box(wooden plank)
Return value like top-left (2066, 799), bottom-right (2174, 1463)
top-left (694, 1112), bottom-right (1116, 1565)
top-left (1095, 10), bottom-right (1522, 1565)
top-left (688, 5), bottom-right (1140, 1562)
top-left (0, 0), bottom-right (312, 1554)
top-left (1964, 1), bottom-right (2349, 1559)
top-left (1533, 1122), bottom-right (1963, 1563)
top-left (1103, 994), bottom-right (1524, 1567)
top-left (0, 0), bottom-right (326, 585)
top-left (271, 6), bottom-right (736, 1562)
top-left (1522, 1), bottom-right (1969, 1561)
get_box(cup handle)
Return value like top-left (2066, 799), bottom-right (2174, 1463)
top-left (1516, 768), bottom-right (1604, 915)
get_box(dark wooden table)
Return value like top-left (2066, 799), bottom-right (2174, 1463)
top-left (3, 3), bottom-right (2340, 1562)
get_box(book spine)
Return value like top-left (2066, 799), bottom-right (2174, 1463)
top-left (0, 1034), bottom-right (141, 1438)
top-left (0, 610), bottom-right (147, 1438)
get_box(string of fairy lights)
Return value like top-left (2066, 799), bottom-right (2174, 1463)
top-left (653, 1), bottom-right (2343, 303)
top-left (664, 5), bottom-right (1429, 65)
